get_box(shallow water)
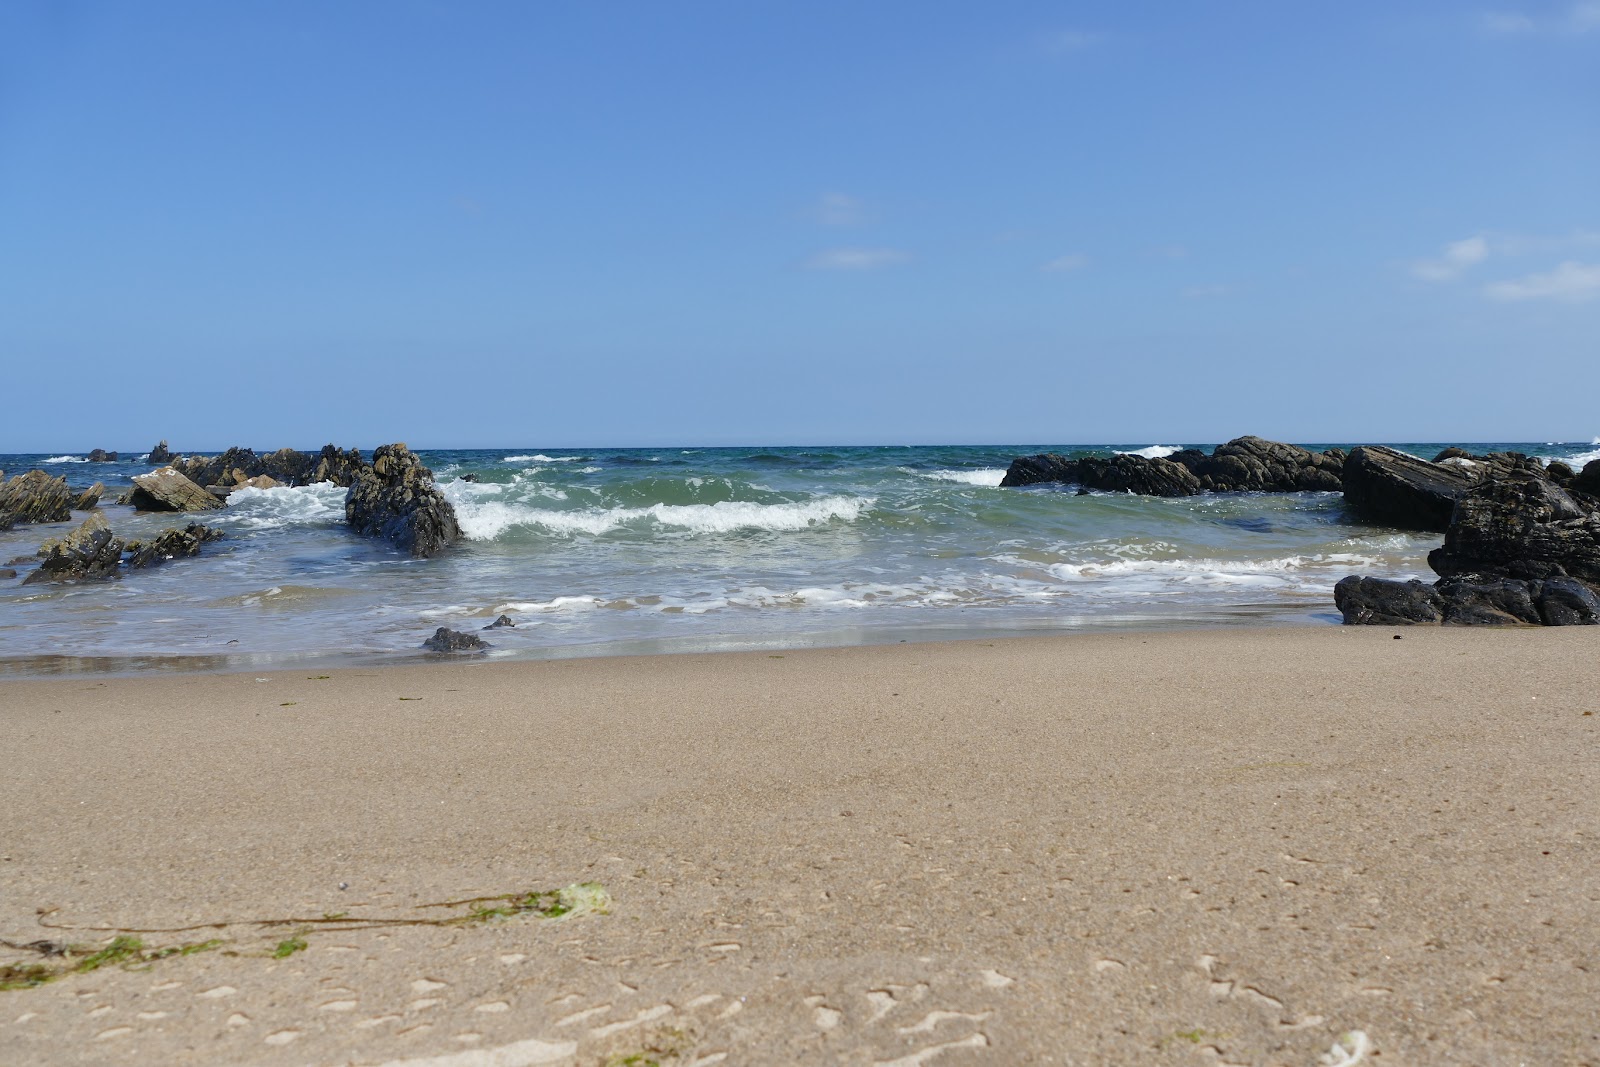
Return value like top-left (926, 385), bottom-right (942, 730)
top-left (1, 440), bottom-right (1594, 675)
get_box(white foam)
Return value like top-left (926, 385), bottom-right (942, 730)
top-left (1114, 445), bottom-right (1181, 459)
top-left (441, 480), bottom-right (872, 540)
top-left (1566, 442), bottom-right (1600, 467)
top-left (1039, 552), bottom-right (1382, 593)
top-left (503, 454), bottom-right (583, 463)
top-left (224, 483), bottom-right (347, 529)
top-left (42, 455), bottom-right (87, 463)
top-left (909, 468), bottom-right (1007, 487)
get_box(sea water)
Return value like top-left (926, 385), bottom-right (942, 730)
top-left (1, 440), bottom-right (1595, 675)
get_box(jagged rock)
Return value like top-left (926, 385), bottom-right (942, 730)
top-left (1333, 576), bottom-right (1444, 624)
top-left (1001, 437), bottom-right (1346, 495)
top-left (0, 470), bottom-right (75, 524)
top-left (72, 483), bottom-right (104, 511)
top-left (345, 443), bottom-right (460, 558)
top-left (1341, 446), bottom-right (1481, 531)
top-left (86, 449), bottom-right (118, 462)
top-left (1433, 575), bottom-right (1542, 625)
top-left (308, 445), bottom-right (366, 487)
top-left (1427, 472), bottom-right (1600, 587)
top-left (1536, 576), bottom-right (1600, 625)
top-left (0, 513), bottom-right (14, 532)
top-left (233, 475), bottom-right (279, 492)
top-left (423, 627), bottom-right (489, 652)
top-left (169, 443), bottom-right (366, 489)
top-left (1573, 460), bottom-right (1600, 500)
top-left (148, 440), bottom-right (174, 464)
top-left (483, 614), bottom-right (516, 629)
top-left (24, 513), bottom-right (123, 584)
top-left (123, 524), bottom-right (224, 568)
top-left (126, 467), bottom-right (226, 512)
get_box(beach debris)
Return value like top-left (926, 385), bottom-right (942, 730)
top-left (1001, 436), bottom-right (1346, 495)
top-left (71, 482), bottom-right (103, 511)
top-left (483, 614), bottom-right (516, 629)
top-left (347, 443), bottom-right (461, 558)
top-left (124, 466), bottom-right (225, 512)
top-left (423, 627), bottom-right (489, 652)
top-left (1318, 1030), bottom-right (1372, 1066)
top-left (24, 516), bottom-right (223, 584)
top-left (0, 470), bottom-right (75, 524)
top-left (147, 439), bottom-right (174, 463)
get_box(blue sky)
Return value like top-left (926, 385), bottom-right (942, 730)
top-left (2, 1), bottom-right (1596, 450)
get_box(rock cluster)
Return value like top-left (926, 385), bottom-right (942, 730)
top-left (86, 449), bottom-right (118, 462)
top-left (345, 444), bottom-right (460, 558)
top-left (125, 467), bottom-right (226, 513)
top-left (1341, 446), bottom-right (1544, 532)
top-left (422, 627), bottom-right (489, 652)
top-left (23, 514), bottom-right (223, 584)
top-left (147, 440), bottom-right (174, 464)
top-left (1000, 437), bottom-right (1345, 495)
top-left (168, 444), bottom-right (365, 493)
top-left (0, 470), bottom-right (75, 525)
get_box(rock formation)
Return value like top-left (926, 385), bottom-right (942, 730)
top-left (423, 627), bottom-right (489, 652)
top-left (125, 467), bottom-right (226, 512)
top-left (0, 470), bottom-right (75, 525)
top-left (345, 444), bottom-right (460, 558)
top-left (170, 444), bottom-right (366, 491)
top-left (122, 524), bottom-right (226, 568)
top-left (483, 614), bottom-right (516, 629)
top-left (86, 449), bottom-right (118, 462)
top-left (148, 440), bottom-right (174, 464)
top-left (1000, 436), bottom-right (1345, 495)
top-left (1334, 574), bottom-right (1600, 627)
top-left (1341, 446), bottom-right (1543, 532)
top-left (72, 483), bottom-right (104, 511)
top-left (24, 514), bottom-right (223, 584)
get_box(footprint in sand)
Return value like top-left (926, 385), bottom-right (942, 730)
top-left (793, 975), bottom-right (995, 1064)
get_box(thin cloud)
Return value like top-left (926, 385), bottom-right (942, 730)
top-left (803, 247), bottom-right (910, 271)
top-left (815, 193), bottom-right (868, 227)
top-left (1040, 254), bottom-right (1089, 273)
top-left (1412, 236), bottom-right (1489, 281)
top-left (1478, 3), bottom-right (1600, 34)
top-left (1484, 260), bottom-right (1600, 301)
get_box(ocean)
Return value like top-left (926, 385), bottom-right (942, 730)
top-left (2, 440), bottom-right (1597, 676)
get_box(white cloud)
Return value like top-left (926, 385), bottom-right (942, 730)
top-left (1571, 1), bottom-right (1600, 29)
top-left (815, 193), bottom-right (868, 227)
top-left (1484, 260), bottom-right (1600, 301)
top-left (803, 247), bottom-right (909, 271)
top-left (1040, 254), bottom-right (1089, 272)
top-left (1412, 236), bottom-right (1489, 281)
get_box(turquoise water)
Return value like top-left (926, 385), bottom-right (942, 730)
top-left (1, 440), bottom-right (1595, 674)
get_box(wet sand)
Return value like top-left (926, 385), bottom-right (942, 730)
top-left (1, 626), bottom-right (1596, 1066)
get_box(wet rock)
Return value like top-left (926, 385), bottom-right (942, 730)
top-left (232, 475), bottom-right (280, 492)
top-left (0, 512), bottom-right (13, 532)
top-left (345, 443), bottom-right (460, 558)
top-left (1573, 459), bottom-right (1600, 500)
top-left (1001, 437), bottom-right (1344, 495)
top-left (483, 614), bottom-right (516, 629)
top-left (1427, 471), bottom-right (1600, 587)
top-left (1536, 576), bottom-right (1600, 625)
top-left (86, 449), bottom-right (118, 462)
top-left (422, 627), bottom-right (489, 652)
top-left (24, 513), bottom-right (123, 584)
top-left (0, 569), bottom-right (15, 579)
top-left (72, 482), bottom-right (104, 511)
top-left (0, 470), bottom-right (75, 525)
top-left (1333, 576), bottom-right (1444, 625)
top-left (1434, 575), bottom-right (1543, 626)
top-left (170, 443), bottom-right (366, 489)
top-left (123, 524), bottom-right (224, 568)
top-left (148, 440), bottom-right (174, 464)
top-left (125, 466), bottom-right (226, 512)
top-left (307, 445), bottom-right (366, 487)
top-left (1342, 446), bottom-right (1491, 531)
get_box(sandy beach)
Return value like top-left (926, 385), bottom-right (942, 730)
top-left (1, 626), bottom-right (1596, 1066)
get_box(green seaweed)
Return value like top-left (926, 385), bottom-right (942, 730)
top-left (271, 936), bottom-right (308, 959)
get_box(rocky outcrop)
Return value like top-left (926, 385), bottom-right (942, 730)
top-left (122, 524), bottom-right (225, 568)
top-left (1334, 573), bottom-right (1600, 627)
top-left (148, 440), bottom-right (174, 464)
top-left (24, 514), bottom-right (223, 584)
top-left (345, 444), bottom-right (460, 558)
top-left (423, 627), bottom-right (489, 652)
top-left (1572, 460), bottom-right (1600, 501)
top-left (1000, 437), bottom-right (1344, 495)
top-left (72, 483), bottom-right (104, 511)
top-left (1426, 471), bottom-right (1600, 586)
top-left (170, 444), bottom-right (366, 491)
top-left (0, 471), bottom-right (75, 525)
top-left (86, 449), bottom-right (118, 462)
top-left (1342, 446), bottom-right (1547, 532)
top-left (483, 615), bottom-right (516, 629)
top-left (125, 467), bottom-right (226, 513)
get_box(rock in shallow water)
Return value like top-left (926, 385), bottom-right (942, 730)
top-left (0, 470), bottom-right (75, 525)
top-left (423, 627), bottom-right (490, 652)
top-left (345, 443), bottom-right (460, 558)
top-left (483, 615), bottom-right (516, 629)
top-left (125, 466), bottom-right (226, 513)
top-left (23, 515), bottom-right (224, 584)
top-left (999, 436), bottom-right (1344, 495)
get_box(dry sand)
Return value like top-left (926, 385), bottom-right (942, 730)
top-left (0, 626), bottom-right (1596, 1066)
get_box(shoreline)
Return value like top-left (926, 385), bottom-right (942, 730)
top-left (3, 626), bottom-right (1596, 1065)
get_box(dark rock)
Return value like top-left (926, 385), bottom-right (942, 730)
top-left (0, 512), bottom-right (13, 532)
top-left (0, 569), bottom-right (15, 579)
top-left (483, 614), bottom-right (515, 629)
top-left (123, 524), bottom-right (224, 568)
top-left (423, 627), bottom-right (489, 652)
top-left (1536, 577), bottom-right (1600, 625)
top-left (0, 471), bottom-right (75, 524)
top-left (1333, 576), bottom-right (1444, 625)
top-left (24, 514), bottom-right (123, 584)
top-left (1001, 437), bottom-right (1345, 495)
top-left (1573, 460), bottom-right (1600, 500)
top-left (148, 440), bottom-right (174, 464)
top-left (1341, 446), bottom-right (1480, 531)
top-left (125, 467), bottom-right (226, 512)
top-left (308, 445), bottom-right (366, 487)
top-left (72, 482), bottom-right (104, 511)
top-left (86, 449), bottom-right (118, 462)
top-left (169, 443), bottom-right (366, 489)
top-left (1427, 472), bottom-right (1600, 587)
top-left (1434, 575), bottom-right (1543, 626)
top-left (345, 444), bottom-right (460, 558)
top-left (460, 473), bottom-right (480, 482)
top-left (1546, 460), bottom-right (1576, 485)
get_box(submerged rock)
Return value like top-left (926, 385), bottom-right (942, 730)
top-left (24, 515), bottom-right (223, 584)
top-left (483, 614), bottom-right (516, 629)
top-left (147, 440), bottom-right (174, 464)
top-left (125, 466), bottom-right (226, 512)
top-left (123, 524), bottom-right (225, 568)
top-left (423, 627), bottom-right (489, 652)
top-left (0, 470), bottom-right (75, 525)
top-left (345, 443), bottom-right (460, 558)
top-left (1000, 436), bottom-right (1344, 495)
top-left (0, 569), bottom-right (15, 580)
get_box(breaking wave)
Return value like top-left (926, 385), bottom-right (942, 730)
top-left (907, 468), bottom-right (1007, 487)
top-left (1114, 445), bottom-right (1181, 459)
top-left (224, 483), bottom-right (348, 529)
